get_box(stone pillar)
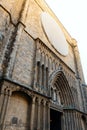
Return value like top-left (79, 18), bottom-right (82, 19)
top-left (44, 67), bottom-right (46, 88)
top-left (5, 0), bottom-right (30, 78)
top-left (2, 91), bottom-right (11, 130)
top-left (0, 90), bottom-right (5, 115)
top-left (45, 67), bottom-right (49, 95)
top-left (67, 111), bottom-right (71, 130)
top-left (62, 113), bottom-right (66, 130)
top-left (73, 112), bottom-right (76, 130)
top-left (43, 101), bottom-right (46, 130)
top-left (6, 25), bottom-right (23, 77)
top-left (72, 39), bottom-right (85, 111)
top-left (75, 112), bottom-right (81, 130)
top-left (34, 63), bottom-right (38, 89)
top-left (46, 67), bottom-right (48, 88)
top-left (64, 110), bottom-right (69, 130)
top-left (0, 93), bottom-right (7, 126)
top-left (37, 99), bottom-right (41, 130)
top-left (78, 114), bottom-right (82, 130)
top-left (61, 114), bottom-right (64, 130)
top-left (0, 90), bottom-right (11, 130)
top-left (66, 111), bottom-right (69, 130)
top-left (74, 112), bottom-right (79, 130)
top-left (0, 32), bottom-right (4, 77)
top-left (39, 65), bottom-right (42, 90)
top-left (30, 96), bottom-right (36, 130)
top-left (71, 111), bottom-right (75, 130)
top-left (37, 61), bottom-right (40, 88)
top-left (72, 39), bottom-right (85, 83)
top-left (47, 102), bottom-right (50, 130)
top-left (20, 0), bottom-right (30, 23)
top-left (44, 67), bottom-right (48, 95)
top-left (0, 91), bottom-right (5, 129)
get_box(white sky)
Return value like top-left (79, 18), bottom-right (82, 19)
top-left (46, 0), bottom-right (87, 84)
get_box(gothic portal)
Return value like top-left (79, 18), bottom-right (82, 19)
top-left (0, 0), bottom-right (87, 130)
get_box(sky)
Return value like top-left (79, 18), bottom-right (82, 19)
top-left (45, 0), bottom-right (87, 84)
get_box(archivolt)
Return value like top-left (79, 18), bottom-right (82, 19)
top-left (49, 70), bottom-right (75, 107)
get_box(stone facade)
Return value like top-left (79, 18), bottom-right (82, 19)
top-left (0, 0), bottom-right (87, 130)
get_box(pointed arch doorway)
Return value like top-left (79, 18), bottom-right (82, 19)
top-left (49, 70), bottom-right (74, 130)
top-left (50, 108), bottom-right (62, 130)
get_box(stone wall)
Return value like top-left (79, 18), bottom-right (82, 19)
top-left (4, 92), bottom-right (31, 130)
top-left (0, 0), bottom-right (87, 130)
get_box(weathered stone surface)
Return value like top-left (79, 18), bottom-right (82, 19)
top-left (0, 0), bottom-right (25, 24)
top-left (0, 0), bottom-right (87, 130)
top-left (11, 31), bottom-right (35, 86)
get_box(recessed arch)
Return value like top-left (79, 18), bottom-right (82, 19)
top-left (49, 70), bottom-right (74, 107)
top-left (5, 91), bottom-right (32, 130)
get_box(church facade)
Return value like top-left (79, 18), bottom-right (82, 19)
top-left (0, 0), bottom-right (87, 130)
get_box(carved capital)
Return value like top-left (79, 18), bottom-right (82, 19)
top-left (32, 96), bottom-right (36, 104)
top-left (37, 98), bottom-right (41, 105)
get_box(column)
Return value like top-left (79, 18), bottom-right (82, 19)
top-left (0, 90), bottom-right (5, 115)
top-left (41, 65), bottom-right (44, 88)
top-left (67, 111), bottom-right (71, 130)
top-left (43, 101), bottom-right (46, 130)
top-left (71, 111), bottom-right (75, 130)
top-left (37, 99), bottom-right (41, 130)
top-left (61, 113), bottom-right (65, 130)
top-left (2, 91), bottom-right (11, 130)
top-left (64, 111), bottom-right (68, 130)
top-left (45, 67), bottom-right (48, 95)
top-left (66, 111), bottom-right (70, 130)
top-left (30, 97), bottom-right (36, 130)
top-left (44, 67), bottom-right (46, 89)
top-left (20, 0), bottom-right (30, 23)
top-left (6, 25), bottom-right (23, 77)
top-left (37, 62), bottom-right (40, 87)
top-left (47, 102), bottom-right (50, 130)
top-left (73, 112), bottom-right (76, 130)
top-left (0, 90), bottom-right (11, 130)
top-left (72, 39), bottom-right (85, 83)
top-left (0, 91), bottom-right (5, 129)
top-left (72, 39), bottom-right (84, 111)
top-left (34, 62), bottom-right (38, 89)
top-left (39, 65), bottom-right (42, 90)
top-left (0, 93), bottom-right (7, 127)
top-left (46, 68), bottom-right (48, 88)
top-left (75, 112), bottom-right (78, 130)
top-left (78, 114), bottom-right (82, 130)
